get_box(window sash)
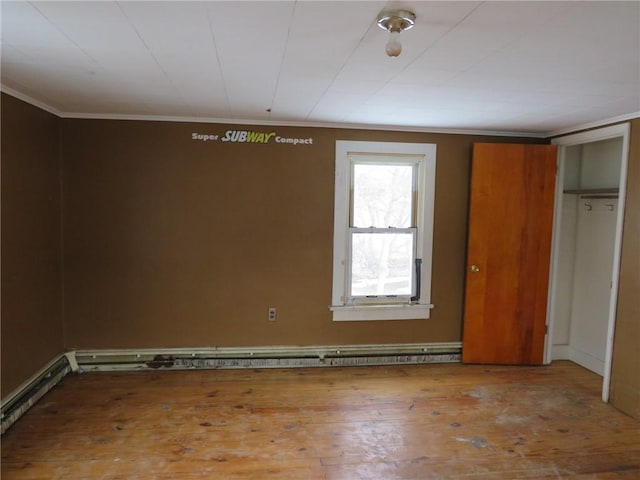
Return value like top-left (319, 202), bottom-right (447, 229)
top-left (347, 227), bottom-right (417, 304)
top-left (349, 159), bottom-right (419, 229)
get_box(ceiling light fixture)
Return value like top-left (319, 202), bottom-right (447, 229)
top-left (377, 9), bottom-right (416, 57)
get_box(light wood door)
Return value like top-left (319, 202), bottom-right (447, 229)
top-left (462, 143), bottom-right (557, 365)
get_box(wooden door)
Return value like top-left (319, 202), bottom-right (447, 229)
top-left (462, 143), bottom-right (557, 365)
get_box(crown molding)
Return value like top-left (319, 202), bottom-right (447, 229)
top-left (546, 112), bottom-right (640, 138)
top-left (5, 84), bottom-right (636, 139)
top-left (59, 111), bottom-right (546, 138)
top-left (0, 85), bottom-right (62, 116)
top-left (0, 85), bottom-right (545, 138)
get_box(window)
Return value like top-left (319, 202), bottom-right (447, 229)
top-left (331, 141), bottom-right (436, 321)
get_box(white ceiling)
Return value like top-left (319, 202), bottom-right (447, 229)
top-left (2, 1), bottom-right (639, 136)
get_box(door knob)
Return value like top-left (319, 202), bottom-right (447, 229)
top-left (470, 265), bottom-right (480, 273)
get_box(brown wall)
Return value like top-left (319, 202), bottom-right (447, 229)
top-left (61, 119), bottom-right (544, 349)
top-left (2, 91), bottom-right (637, 418)
top-left (609, 118), bottom-right (640, 419)
top-left (1, 94), bottom-right (64, 396)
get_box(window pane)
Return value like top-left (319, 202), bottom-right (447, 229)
top-left (352, 164), bottom-right (413, 228)
top-left (350, 232), bottom-right (414, 297)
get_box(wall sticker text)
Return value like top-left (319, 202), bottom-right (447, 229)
top-left (191, 130), bottom-right (313, 146)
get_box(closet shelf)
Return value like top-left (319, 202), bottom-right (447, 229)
top-left (563, 187), bottom-right (619, 196)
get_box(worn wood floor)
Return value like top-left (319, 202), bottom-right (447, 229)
top-left (1, 361), bottom-right (639, 479)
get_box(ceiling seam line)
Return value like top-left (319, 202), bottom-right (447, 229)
top-left (28, 1), bottom-right (99, 65)
top-left (442, 2), bottom-right (578, 91)
top-left (115, 1), bottom-right (194, 116)
top-left (303, 9), bottom-right (382, 121)
top-left (267, 1), bottom-right (298, 117)
top-left (205, 4), bottom-right (232, 119)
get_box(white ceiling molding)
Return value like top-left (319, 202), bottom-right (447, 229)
top-left (3, 85), bottom-right (637, 140)
top-left (1, 84), bottom-right (61, 117)
top-left (547, 112), bottom-right (640, 139)
top-left (2, 2), bottom-right (638, 136)
top-left (0, 85), bottom-right (542, 138)
top-left (59, 111), bottom-right (547, 138)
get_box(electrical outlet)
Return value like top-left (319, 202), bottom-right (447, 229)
top-left (268, 307), bottom-right (277, 321)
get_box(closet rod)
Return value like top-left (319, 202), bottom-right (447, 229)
top-left (580, 194), bottom-right (618, 199)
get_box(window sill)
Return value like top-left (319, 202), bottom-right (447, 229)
top-left (330, 304), bottom-right (433, 321)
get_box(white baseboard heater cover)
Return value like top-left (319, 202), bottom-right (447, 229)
top-left (1, 342), bottom-right (461, 434)
top-left (75, 343), bottom-right (462, 372)
top-left (1, 355), bottom-right (71, 434)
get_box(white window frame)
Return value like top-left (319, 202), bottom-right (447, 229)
top-left (331, 140), bottom-right (436, 321)
top-left (347, 155), bottom-right (419, 304)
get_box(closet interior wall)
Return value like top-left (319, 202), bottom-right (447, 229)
top-left (551, 138), bottom-right (623, 376)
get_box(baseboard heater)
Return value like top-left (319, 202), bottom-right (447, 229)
top-left (76, 343), bottom-right (462, 372)
top-left (2, 342), bottom-right (461, 434)
top-left (1, 354), bottom-right (72, 435)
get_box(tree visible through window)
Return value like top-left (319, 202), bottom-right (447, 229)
top-left (349, 159), bottom-right (417, 300)
top-left (332, 141), bottom-right (436, 321)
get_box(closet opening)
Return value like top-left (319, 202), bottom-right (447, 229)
top-left (546, 123), bottom-right (630, 402)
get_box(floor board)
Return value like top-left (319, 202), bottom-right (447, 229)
top-left (2, 361), bottom-right (639, 479)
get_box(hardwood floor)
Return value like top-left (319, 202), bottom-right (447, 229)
top-left (2, 361), bottom-right (639, 479)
